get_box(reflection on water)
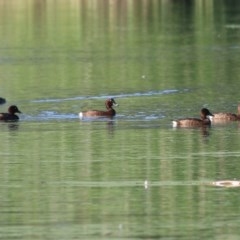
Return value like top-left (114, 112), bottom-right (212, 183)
top-left (1, 0), bottom-right (240, 239)
top-left (0, 122), bottom-right (20, 131)
top-left (173, 126), bottom-right (212, 139)
top-left (7, 123), bottom-right (20, 131)
top-left (2, 117), bottom-right (240, 239)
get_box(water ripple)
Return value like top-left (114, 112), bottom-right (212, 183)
top-left (47, 180), bottom-right (213, 188)
top-left (32, 89), bottom-right (187, 103)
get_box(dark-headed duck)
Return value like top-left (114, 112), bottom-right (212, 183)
top-left (0, 97), bottom-right (6, 104)
top-left (172, 108), bottom-right (213, 127)
top-left (79, 98), bottom-right (118, 119)
top-left (0, 105), bottom-right (22, 121)
top-left (212, 104), bottom-right (240, 122)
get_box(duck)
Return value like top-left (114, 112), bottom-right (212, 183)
top-left (0, 97), bottom-right (6, 104)
top-left (212, 104), bottom-right (240, 122)
top-left (79, 98), bottom-right (118, 119)
top-left (172, 108), bottom-right (213, 127)
top-left (0, 105), bottom-right (22, 121)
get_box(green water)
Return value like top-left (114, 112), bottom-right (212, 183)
top-left (1, 0), bottom-right (240, 239)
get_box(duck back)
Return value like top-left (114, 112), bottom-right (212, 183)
top-left (213, 112), bottom-right (239, 121)
top-left (172, 118), bottom-right (211, 127)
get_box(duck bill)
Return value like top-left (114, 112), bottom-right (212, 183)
top-left (111, 99), bottom-right (118, 107)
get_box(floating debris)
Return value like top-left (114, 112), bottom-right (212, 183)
top-left (144, 180), bottom-right (148, 189)
top-left (211, 180), bottom-right (240, 188)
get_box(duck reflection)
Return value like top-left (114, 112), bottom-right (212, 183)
top-left (7, 123), bottom-right (20, 131)
top-left (201, 126), bottom-right (211, 138)
top-left (172, 125), bottom-right (211, 141)
top-left (79, 118), bottom-right (116, 135)
top-left (106, 120), bottom-right (116, 135)
top-left (0, 122), bottom-right (20, 132)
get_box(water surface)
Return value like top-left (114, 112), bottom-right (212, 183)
top-left (1, 1), bottom-right (240, 239)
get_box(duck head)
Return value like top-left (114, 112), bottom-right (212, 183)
top-left (105, 98), bottom-right (118, 109)
top-left (9, 105), bottom-right (22, 114)
top-left (201, 108), bottom-right (214, 121)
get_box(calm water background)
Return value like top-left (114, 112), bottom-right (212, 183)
top-left (1, 0), bottom-right (240, 239)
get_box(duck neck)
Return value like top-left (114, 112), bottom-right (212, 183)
top-left (105, 103), bottom-right (112, 110)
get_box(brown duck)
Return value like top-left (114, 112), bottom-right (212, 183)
top-left (79, 98), bottom-right (118, 119)
top-left (0, 105), bottom-right (22, 121)
top-left (172, 108), bottom-right (213, 127)
top-left (212, 104), bottom-right (240, 122)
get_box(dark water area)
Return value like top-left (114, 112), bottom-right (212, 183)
top-left (1, 0), bottom-right (240, 239)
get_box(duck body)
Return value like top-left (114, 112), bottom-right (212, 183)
top-left (172, 117), bottom-right (211, 127)
top-left (172, 108), bottom-right (213, 127)
top-left (79, 98), bottom-right (118, 119)
top-left (212, 105), bottom-right (240, 122)
top-left (212, 112), bottom-right (239, 121)
top-left (0, 105), bottom-right (21, 121)
top-left (79, 109), bottom-right (116, 118)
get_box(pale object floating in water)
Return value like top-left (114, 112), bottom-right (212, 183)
top-left (211, 180), bottom-right (240, 188)
top-left (144, 180), bottom-right (148, 189)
